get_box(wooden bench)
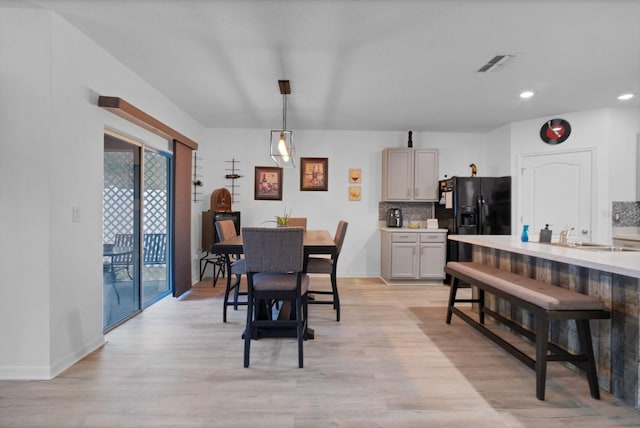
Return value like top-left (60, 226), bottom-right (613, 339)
top-left (444, 261), bottom-right (610, 400)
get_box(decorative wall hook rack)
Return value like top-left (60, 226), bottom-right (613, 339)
top-left (193, 152), bottom-right (204, 203)
top-left (225, 158), bottom-right (242, 203)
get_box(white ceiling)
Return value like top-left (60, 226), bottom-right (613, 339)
top-left (18, 0), bottom-right (640, 132)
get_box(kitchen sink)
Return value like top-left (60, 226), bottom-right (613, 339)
top-left (547, 242), bottom-right (609, 248)
top-left (578, 246), bottom-right (640, 252)
top-left (544, 242), bottom-right (640, 252)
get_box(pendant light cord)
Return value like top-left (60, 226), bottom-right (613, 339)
top-left (282, 94), bottom-right (287, 131)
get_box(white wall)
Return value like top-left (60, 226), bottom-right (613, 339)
top-left (194, 129), bottom-right (493, 277)
top-left (0, 9), bottom-right (202, 379)
top-left (0, 8), bottom-right (53, 379)
top-left (509, 107), bottom-right (640, 243)
top-left (421, 131), bottom-right (509, 179)
top-left (485, 124), bottom-right (512, 177)
top-left (607, 107), bottom-right (640, 201)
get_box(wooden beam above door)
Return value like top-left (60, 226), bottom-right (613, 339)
top-left (98, 96), bottom-right (198, 150)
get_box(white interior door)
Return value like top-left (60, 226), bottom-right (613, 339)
top-left (520, 150), bottom-right (593, 242)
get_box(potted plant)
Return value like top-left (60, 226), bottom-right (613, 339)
top-left (275, 207), bottom-right (292, 226)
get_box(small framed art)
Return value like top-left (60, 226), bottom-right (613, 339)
top-left (254, 166), bottom-right (283, 200)
top-left (300, 157), bottom-right (328, 191)
top-left (349, 168), bottom-right (362, 183)
top-left (348, 186), bottom-right (361, 201)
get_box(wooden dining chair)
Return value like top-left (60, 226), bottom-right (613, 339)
top-left (306, 221), bottom-right (348, 321)
top-left (286, 217), bottom-right (307, 230)
top-left (242, 227), bottom-right (309, 368)
top-left (215, 220), bottom-right (247, 322)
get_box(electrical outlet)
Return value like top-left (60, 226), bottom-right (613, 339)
top-left (72, 206), bottom-right (81, 223)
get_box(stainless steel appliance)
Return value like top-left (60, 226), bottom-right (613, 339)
top-left (435, 176), bottom-right (511, 261)
top-left (386, 208), bottom-right (403, 227)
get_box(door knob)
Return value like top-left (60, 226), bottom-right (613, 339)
top-left (581, 229), bottom-right (588, 234)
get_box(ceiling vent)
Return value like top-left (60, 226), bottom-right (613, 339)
top-left (477, 54), bottom-right (517, 72)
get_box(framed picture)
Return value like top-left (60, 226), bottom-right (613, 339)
top-left (300, 157), bottom-right (328, 191)
top-left (254, 166), bottom-right (283, 200)
top-left (349, 168), bottom-right (362, 183)
top-left (348, 186), bottom-right (361, 201)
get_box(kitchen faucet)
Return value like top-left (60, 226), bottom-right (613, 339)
top-left (559, 226), bottom-right (574, 245)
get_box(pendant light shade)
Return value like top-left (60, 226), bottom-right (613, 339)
top-left (270, 80), bottom-right (295, 168)
top-left (270, 129), bottom-right (294, 168)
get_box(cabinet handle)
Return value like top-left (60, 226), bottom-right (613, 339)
top-left (407, 188), bottom-right (410, 197)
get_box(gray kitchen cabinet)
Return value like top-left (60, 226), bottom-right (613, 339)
top-left (418, 232), bottom-right (447, 279)
top-left (389, 233), bottom-right (419, 278)
top-left (381, 148), bottom-right (438, 201)
top-left (380, 229), bottom-right (446, 280)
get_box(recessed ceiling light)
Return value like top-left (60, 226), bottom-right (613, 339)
top-left (618, 93), bottom-right (634, 101)
top-left (520, 91), bottom-right (534, 99)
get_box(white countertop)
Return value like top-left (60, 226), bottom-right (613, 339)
top-left (448, 234), bottom-right (640, 279)
top-left (379, 226), bottom-right (448, 233)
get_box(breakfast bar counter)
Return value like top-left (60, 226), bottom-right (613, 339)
top-left (448, 234), bottom-right (640, 408)
top-left (448, 234), bottom-right (640, 278)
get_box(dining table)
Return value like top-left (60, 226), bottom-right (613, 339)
top-left (211, 229), bottom-right (337, 260)
top-left (210, 229), bottom-right (337, 339)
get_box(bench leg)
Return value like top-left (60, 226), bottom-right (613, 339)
top-left (446, 276), bottom-right (459, 324)
top-left (535, 314), bottom-right (549, 400)
top-left (478, 288), bottom-right (485, 325)
top-left (576, 319), bottom-right (601, 399)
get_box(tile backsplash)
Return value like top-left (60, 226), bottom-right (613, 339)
top-left (379, 202), bottom-right (434, 222)
top-left (612, 201), bottom-right (640, 226)
top-left (377, 201), bottom-right (640, 226)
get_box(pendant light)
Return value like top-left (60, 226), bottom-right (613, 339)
top-left (270, 80), bottom-right (295, 168)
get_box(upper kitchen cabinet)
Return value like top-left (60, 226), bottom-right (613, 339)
top-left (382, 148), bottom-right (438, 201)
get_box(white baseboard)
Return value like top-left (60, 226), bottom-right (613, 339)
top-left (0, 365), bottom-right (53, 380)
top-left (380, 277), bottom-right (446, 286)
top-left (0, 336), bottom-right (106, 380)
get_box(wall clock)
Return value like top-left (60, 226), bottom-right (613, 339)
top-left (210, 187), bottom-right (232, 211)
top-left (540, 119), bottom-right (571, 145)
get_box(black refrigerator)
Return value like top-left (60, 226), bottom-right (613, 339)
top-left (435, 176), bottom-right (511, 262)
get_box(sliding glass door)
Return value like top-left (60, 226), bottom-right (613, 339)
top-left (103, 134), bottom-right (141, 329)
top-left (141, 149), bottom-right (171, 307)
top-left (103, 133), bottom-right (172, 331)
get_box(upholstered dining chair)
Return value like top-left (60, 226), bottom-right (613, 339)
top-left (215, 220), bottom-right (247, 323)
top-left (242, 227), bottom-right (309, 368)
top-left (306, 220), bottom-right (348, 321)
top-left (286, 217), bottom-right (307, 230)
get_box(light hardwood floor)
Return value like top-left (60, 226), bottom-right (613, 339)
top-left (2, 277), bottom-right (640, 427)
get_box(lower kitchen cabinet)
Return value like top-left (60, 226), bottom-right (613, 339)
top-left (390, 238), bottom-right (419, 278)
top-left (381, 229), bottom-right (447, 280)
